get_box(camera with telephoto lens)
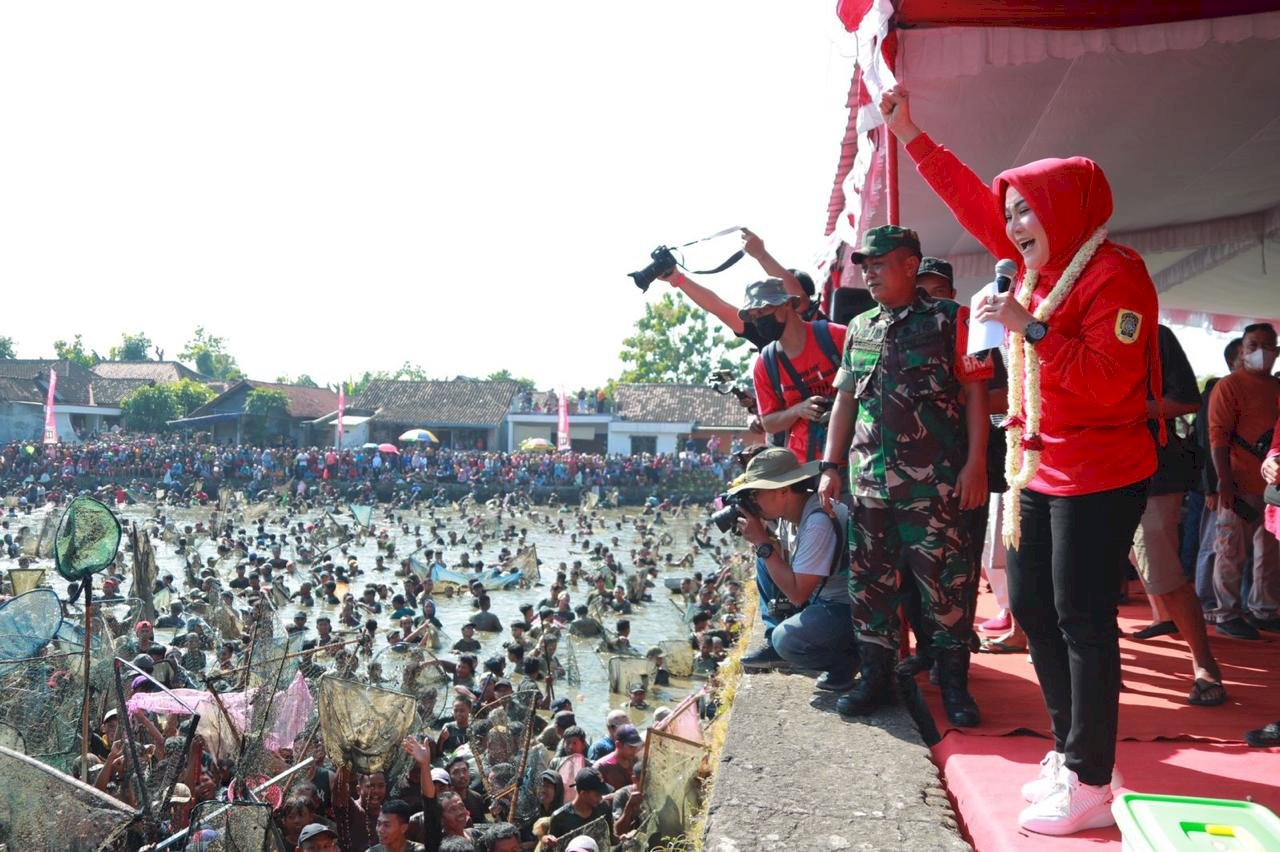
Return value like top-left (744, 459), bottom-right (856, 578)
top-left (710, 490), bottom-right (759, 534)
top-left (629, 246), bottom-right (678, 292)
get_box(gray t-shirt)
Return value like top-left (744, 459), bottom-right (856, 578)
top-left (785, 494), bottom-right (851, 605)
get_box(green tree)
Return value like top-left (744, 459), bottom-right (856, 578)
top-left (180, 327), bottom-right (243, 379)
top-left (275, 374), bottom-right (319, 388)
top-left (0, 336), bottom-right (14, 359)
top-left (343, 363), bottom-right (430, 399)
top-left (53, 334), bottom-right (97, 368)
top-left (170, 378), bottom-right (217, 415)
top-left (108, 332), bottom-right (155, 361)
top-left (121, 385), bottom-right (179, 432)
top-left (486, 369), bottom-right (537, 391)
top-left (244, 387), bottom-right (289, 442)
top-left (618, 292), bottom-right (749, 384)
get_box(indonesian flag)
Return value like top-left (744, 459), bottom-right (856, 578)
top-left (42, 369), bottom-right (58, 445)
top-left (557, 387), bottom-right (571, 451)
top-left (336, 385), bottom-right (346, 450)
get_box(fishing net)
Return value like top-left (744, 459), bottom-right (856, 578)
top-left (0, 723), bottom-right (23, 753)
top-left (637, 729), bottom-right (706, 847)
top-left (514, 544), bottom-right (541, 585)
top-left (607, 656), bottom-right (655, 695)
top-left (348, 503), bottom-right (373, 529)
top-left (556, 752), bottom-right (586, 805)
top-left (316, 676), bottom-right (417, 775)
top-left (0, 652), bottom-right (85, 768)
top-left (7, 567), bottom-right (46, 596)
top-left (0, 744), bottom-right (137, 851)
top-left (20, 510), bottom-right (58, 560)
top-left (184, 800), bottom-right (282, 852)
top-left (658, 639), bottom-right (695, 679)
top-left (129, 524), bottom-right (159, 625)
top-left (554, 814), bottom-right (611, 852)
top-left (54, 497), bottom-right (122, 582)
top-left (380, 648), bottom-right (444, 723)
top-left (561, 634), bottom-right (581, 687)
top-left (0, 589), bottom-right (62, 672)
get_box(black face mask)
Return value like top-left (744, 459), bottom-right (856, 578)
top-left (753, 314), bottom-right (785, 343)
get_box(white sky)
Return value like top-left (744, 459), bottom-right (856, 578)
top-left (0, 1), bottom-right (846, 389)
top-left (0, 3), bottom-right (1238, 386)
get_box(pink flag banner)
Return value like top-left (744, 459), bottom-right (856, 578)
top-left (336, 385), bottom-right (346, 450)
top-left (557, 387), bottom-right (571, 451)
top-left (42, 369), bottom-right (58, 445)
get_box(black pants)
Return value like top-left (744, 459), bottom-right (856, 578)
top-left (1007, 480), bottom-right (1147, 787)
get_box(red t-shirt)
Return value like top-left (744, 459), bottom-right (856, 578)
top-left (908, 133), bottom-right (1158, 496)
top-left (753, 322), bottom-right (848, 463)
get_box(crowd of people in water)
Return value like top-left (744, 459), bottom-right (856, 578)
top-left (1, 457), bottom-right (753, 851)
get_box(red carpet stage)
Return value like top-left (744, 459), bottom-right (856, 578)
top-left (920, 589), bottom-right (1280, 849)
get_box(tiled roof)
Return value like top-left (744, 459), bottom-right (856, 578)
top-left (613, 383), bottom-right (750, 429)
top-left (0, 360), bottom-right (147, 409)
top-left (354, 379), bottom-right (521, 428)
top-left (0, 375), bottom-right (41, 404)
top-left (190, 380), bottom-right (340, 420)
top-left (245, 381), bottom-right (340, 420)
top-left (91, 361), bottom-right (208, 384)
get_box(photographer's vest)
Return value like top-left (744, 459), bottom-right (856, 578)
top-left (783, 496), bottom-right (851, 607)
top-left (761, 320), bottom-right (841, 459)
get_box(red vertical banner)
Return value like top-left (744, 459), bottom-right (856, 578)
top-left (557, 387), bottom-right (571, 451)
top-left (336, 385), bottom-right (346, 450)
top-left (43, 368), bottom-right (58, 444)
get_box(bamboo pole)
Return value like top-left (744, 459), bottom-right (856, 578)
top-left (112, 658), bottom-right (153, 823)
top-left (507, 693), bottom-right (539, 823)
top-left (79, 579), bottom-right (93, 783)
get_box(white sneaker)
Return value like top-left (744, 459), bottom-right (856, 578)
top-left (1018, 769), bottom-right (1116, 836)
top-left (1020, 751), bottom-right (1064, 803)
top-left (1022, 752), bottom-right (1124, 803)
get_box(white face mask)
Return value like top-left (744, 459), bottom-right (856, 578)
top-left (1243, 348), bottom-right (1274, 373)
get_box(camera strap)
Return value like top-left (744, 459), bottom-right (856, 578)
top-left (676, 225), bottom-right (747, 275)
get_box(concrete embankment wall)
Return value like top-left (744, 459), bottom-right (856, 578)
top-left (701, 629), bottom-right (971, 851)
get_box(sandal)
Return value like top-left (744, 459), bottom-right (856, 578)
top-left (1245, 721), bottom-right (1280, 748)
top-left (1187, 678), bottom-right (1228, 706)
top-left (1132, 620), bottom-right (1177, 640)
top-left (979, 637), bottom-right (1028, 654)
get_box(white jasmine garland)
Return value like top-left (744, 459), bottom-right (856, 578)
top-left (1002, 227), bottom-right (1108, 549)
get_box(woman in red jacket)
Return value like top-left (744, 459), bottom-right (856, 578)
top-left (880, 88), bottom-right (1160, 836)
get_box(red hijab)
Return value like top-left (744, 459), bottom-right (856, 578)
top-left (994, 156), bottom-right (1113, 275)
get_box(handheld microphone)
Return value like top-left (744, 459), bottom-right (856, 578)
top-left (994, 258), bottom-right (1017, 294)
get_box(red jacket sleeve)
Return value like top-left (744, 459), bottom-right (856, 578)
top-left (1032, 249), bottom-right (1158, 408)
top-left (906, 133), bottom-right (1019, 263)
top-left (1270, 411), bottom-right (1280, 458)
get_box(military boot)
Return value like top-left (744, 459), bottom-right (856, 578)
top-left (938, 648), bottom-right (981, 727)
top-left (836, 641), bottom-right (895, 717)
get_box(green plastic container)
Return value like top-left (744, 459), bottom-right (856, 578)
top-left (1113, 793), bottom-right (1280, 852)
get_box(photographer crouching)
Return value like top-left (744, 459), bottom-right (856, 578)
top-left (726, 447), bottom-right (857, 691)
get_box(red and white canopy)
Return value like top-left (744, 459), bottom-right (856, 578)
top-left (825, 2), bottom-right (1280, 331)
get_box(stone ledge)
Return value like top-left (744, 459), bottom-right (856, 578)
top-left (700, 649), bottom-right (970, 852)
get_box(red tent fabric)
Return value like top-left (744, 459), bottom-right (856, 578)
top-left (823, 3), bottom-right (1280, 330)
top-left (837, 0), bottom-right (1280, 31)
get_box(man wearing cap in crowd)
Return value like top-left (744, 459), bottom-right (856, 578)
top-left (818, 225), bottom-right (993, 725)
top-left (593, 723), bottom-right (642, 790)
top-left (297, 822), bottom-right (340, 852)
top-left (734, 448), bottom-right (858, 691)
top-left (739, 276), bottom-right (849, 671)
top-left (547, 767), bottom-right (615, 846)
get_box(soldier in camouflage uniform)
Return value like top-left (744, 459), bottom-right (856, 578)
top-left (816, 226), bottom-right (992, 724)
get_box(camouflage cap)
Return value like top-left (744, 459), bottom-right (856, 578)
top-left (917, 256), bottom-right (953, 282)
top-left (848, 225), bottom-right (922, 263)
top-left (738, 278), bottom-right (798, 320)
